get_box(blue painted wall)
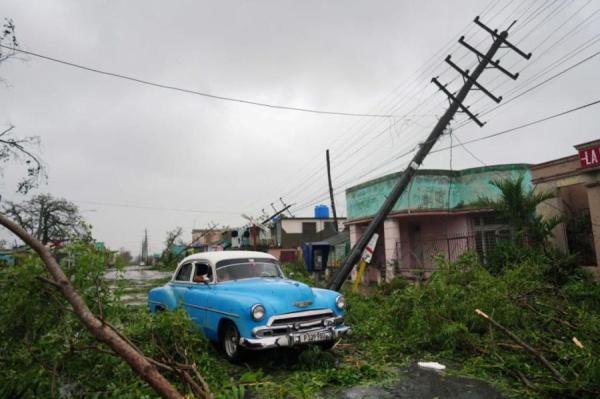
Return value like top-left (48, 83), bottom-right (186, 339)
top-left (346, 164), bottom-right (532, 221)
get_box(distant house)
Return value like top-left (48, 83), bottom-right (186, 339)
top-left (191, 228), bottom-right (226, 248)
top-left (266, 214), bottom-right (346, 262)
top-left (345, 164), bottom-right (532, 284)
top-left (0, 246), bottom-right (30, 266)
top-left (0, 251), bottom-right (16, 266)
top-left (270, 216), bottom-right (346, 248)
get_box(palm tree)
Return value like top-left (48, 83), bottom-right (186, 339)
top-left (476, 175), bottom-right (560, 248)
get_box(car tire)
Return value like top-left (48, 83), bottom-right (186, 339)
top-left (221, 321), bottom-right (243, 361)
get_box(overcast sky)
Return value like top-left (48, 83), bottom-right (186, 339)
top-left (1, 0), bottom-right (599, 254)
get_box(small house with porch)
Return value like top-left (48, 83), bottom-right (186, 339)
top-left (345, 164), bottom-right (532, 284)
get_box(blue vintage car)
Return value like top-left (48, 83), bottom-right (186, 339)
top-left (148, 251), bottom-right (350, 360)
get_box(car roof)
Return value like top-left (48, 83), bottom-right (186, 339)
top-left (179, 250), bottom-right (277, 265)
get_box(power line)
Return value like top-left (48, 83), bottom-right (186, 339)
top-left (244, 0), bottom-right (508, 210)
top-left (251, 2), bottom-right (590, 213)
top-left (454, 38), bottom-right (600, 129)
top-left (70, 199), bottom-right (240, 215)
top-left (293, 18), bottom-right (600, 212)
top-left (0, 44), bottom-right (393, 118)
top-left (457, 1), bottom-right (600, 124)
top-left (434, 97), bottom-right (600, 152)
top-left (453, 133), bottom-right (487, 166)
top-left (281, 7), bottom-right (534, 208)
top-left (483, 48), bottom-right (600, 113)
top-left (294, 96), bottom-right (600, 214)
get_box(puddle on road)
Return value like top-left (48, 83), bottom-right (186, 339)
top-left (104, 265), bottom-right (170, 305)
top-left (104, 265), bottom-right (170, 281)
top-left (334, 364), bottom-right (504, 399)
top-left (103, 268), bottom-right (505, 398)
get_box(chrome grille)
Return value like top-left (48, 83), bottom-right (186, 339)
top-left (267, 309), bottom-right (333, 327)
top-left (271, 313), bottom-right (331, 326)
top-left (254, 309), bottom-right (342, 338)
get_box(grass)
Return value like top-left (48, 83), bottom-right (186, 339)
top-left (3, 247), bottom-right (599, 398)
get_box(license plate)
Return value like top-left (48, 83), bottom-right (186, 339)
top-left (298, 330), bottom-right (332, 343)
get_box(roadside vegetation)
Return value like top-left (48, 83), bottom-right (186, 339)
top-left (2, 176), bottom-right (599, 398)
top-left (2, 243), bottom-right (600, 398)
top-left (0, 244), bottom-right (396, 398)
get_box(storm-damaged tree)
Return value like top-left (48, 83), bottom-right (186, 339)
top-left (158, 227), bottom-right (185, 269)
top-left (476, 175), bottom-right (561, 249)
top-left (474, 176), bottom-right (578, 281)
top-left (117, 247), bottom-right (134, 265)
top-left (2, 194), bottom-right (89, 245)
top-left (0, 18), bottom-right (46, 194)
top-left (0, 19), bottom-right (210, 398)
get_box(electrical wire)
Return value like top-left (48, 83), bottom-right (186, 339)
top-left (454, 36), bottom-right (600, 130)
top-left (456, 0), bottom-right (600, 124)
top-left (293, 96), bottom-right (600, 213)
top-left (253, 1), bottom-right (593, 214)
top-left (69, 199), bottom-right (240, 215)
top-left (245, 0), bottom-right (510, 209)
top-left (0, 44), bottom-right (394, 118)
top-left (434, 97), bottom-right (600, 152)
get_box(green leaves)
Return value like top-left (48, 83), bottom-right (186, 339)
top-left (385, 253), bottom-right (600, 397)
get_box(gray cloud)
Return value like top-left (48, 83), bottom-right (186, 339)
top-left (1, 0), bottom-right (599, 252)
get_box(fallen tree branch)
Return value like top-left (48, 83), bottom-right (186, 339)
top-left (191, 364), bottom-right (212, 397)
top-left (475, 309), bottom-right (566, 384)
top-left (36, 275), bottom-right (62, 288)
top-left (153, 331), bottom-right (215, 399)
top-left (0, 213), bottom-right (185, 398)
top-left (493, 352), bottom-right (535, 390)
top-left (517, 300), bottom-right (576, 330)
top-left (516, 370), bottom-right (536, 390)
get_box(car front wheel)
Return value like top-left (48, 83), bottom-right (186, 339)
top-left (221, 321), bottom-right (243, 361)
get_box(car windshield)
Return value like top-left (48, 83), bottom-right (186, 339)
top-left (216, 258), bottom-right (283, 282)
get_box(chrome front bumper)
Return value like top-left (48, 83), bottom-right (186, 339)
top-left (239, 324), bottom-right (351, 350)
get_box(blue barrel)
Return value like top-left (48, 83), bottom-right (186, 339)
top-left (314, 205), bottom-right (330, 219)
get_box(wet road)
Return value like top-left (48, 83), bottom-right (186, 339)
top-left (335, 365), bottom-right (504, 399)
top-left (105, 267), bottom-right (505, 398)
top-left (104, 265), bottom-right (170, 305)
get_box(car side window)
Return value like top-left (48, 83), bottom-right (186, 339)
top-left (175, 263), bottom-right (192, 282)
top-left (193, 263), bottom-right (213, 283)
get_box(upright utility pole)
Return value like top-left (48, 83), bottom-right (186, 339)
top-left (141, 228), bottom-right (149, 264)
top-left (326, 149), bottom-right (339, 232)
top-left (328, 16), bottom-right (531, 291)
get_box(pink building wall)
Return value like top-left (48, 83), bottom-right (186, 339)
top-left (350, 213), bottom-right (475, 284)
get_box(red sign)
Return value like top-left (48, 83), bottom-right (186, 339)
top-left (579, 146), bottom-right (600, 169)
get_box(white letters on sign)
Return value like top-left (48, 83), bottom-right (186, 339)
top-left (579, 146), bottom-right (600, 169)
top-left (361, 233), bottom-right (379, 264)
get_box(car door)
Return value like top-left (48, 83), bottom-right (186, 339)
top-left (183, 262), bottom-right (213, 328)
top-left (171, 262), bottom-right (193, 304)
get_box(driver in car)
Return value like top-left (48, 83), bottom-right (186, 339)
top-left (193, 266), bottom-right (209, 283)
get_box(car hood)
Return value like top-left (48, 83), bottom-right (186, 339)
top-left (216, 278), bottom-right (316, 312)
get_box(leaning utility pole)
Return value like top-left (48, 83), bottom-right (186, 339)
top-left (326, 149), bottom-right (339, 232)
top-left (328, 16), bottom-right (531, 291)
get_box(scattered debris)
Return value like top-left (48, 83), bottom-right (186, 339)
top-left (572, 336), bottom-right (584, 349)
top-left (417, 361), bottom-right (446, 371)
top-left (475, 308), bottom-right (566, 384)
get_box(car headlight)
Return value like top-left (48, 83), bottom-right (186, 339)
top-left (251, 304), bottom-right (265, 321)
top-left (335, 295), bottom-right (346, 310)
